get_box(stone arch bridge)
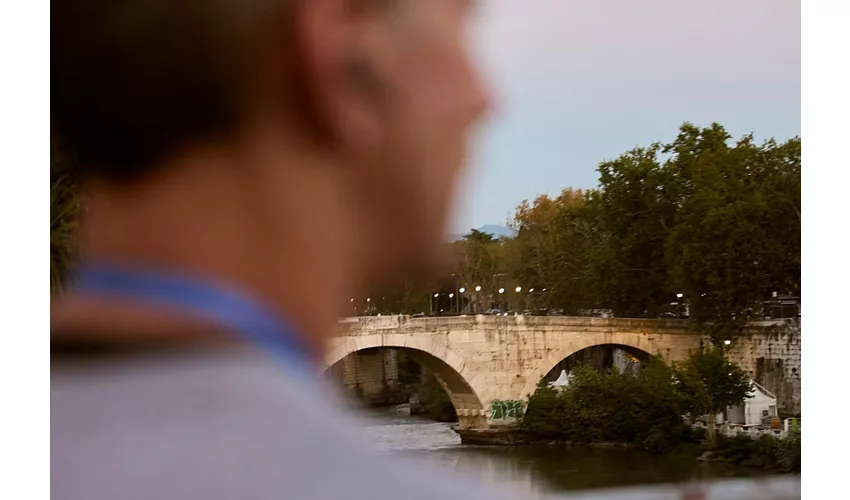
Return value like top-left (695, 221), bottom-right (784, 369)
top-left (323, 315), bottom-right (703, 430)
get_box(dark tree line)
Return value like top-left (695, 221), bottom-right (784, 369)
top-left (370, 123), bottom-right (800, 343)
top-left (51, 122), bottom-right (801, 342)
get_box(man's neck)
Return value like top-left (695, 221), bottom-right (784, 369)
top-left (69, 138), bottom-right (362, 357)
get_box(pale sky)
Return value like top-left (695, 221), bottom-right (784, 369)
top-left (450, 0), bottom-right (800, 232)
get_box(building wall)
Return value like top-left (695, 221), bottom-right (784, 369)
top-left (339, 349), bottom-right (399, 403)
top-left (720, 320), bottom-right (801, 416)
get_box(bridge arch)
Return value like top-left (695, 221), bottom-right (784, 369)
top-left (518, 331), bottom-right (671, 400)
top-left (323, 335), bottom-right (487, 429)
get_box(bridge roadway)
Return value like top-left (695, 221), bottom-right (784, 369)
top-left (323, 315), bottom-right (703, 430)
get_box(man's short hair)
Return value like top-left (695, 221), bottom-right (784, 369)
top-left (51, 0), bottom-right (293, 179)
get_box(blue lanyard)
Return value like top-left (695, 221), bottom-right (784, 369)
top-left (71, 262), bottom-right (317, 376)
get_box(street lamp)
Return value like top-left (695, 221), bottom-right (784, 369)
top-left (724, 339), bottom-right (732, 346)
top-left (475, 285), bottom-right (481, 292)
top-left (515, 286), bottom-right (522, 293)
top-left (449, 293), bottom-right (454, 298)
top-left (498, 288), bottom-right (504, 294)
top-left (676, 293), bottom-right (684, 299)
top-left (459, 287), bottom-right (465, 293)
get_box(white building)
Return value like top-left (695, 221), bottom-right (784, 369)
top-left (722, 380), bottom-right (778, 426)
top-left (548, 369), bottom-right (573, 388)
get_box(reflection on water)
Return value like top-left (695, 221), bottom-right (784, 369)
top-left (355, 407), bottom-right (777, 496)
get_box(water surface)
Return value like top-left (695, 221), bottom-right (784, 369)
top-left (355, 407), bottom-right (777, 497)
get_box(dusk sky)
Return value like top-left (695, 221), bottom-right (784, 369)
top-left (451, 0), bottom-right (800, 233)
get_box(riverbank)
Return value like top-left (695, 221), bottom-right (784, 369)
top-left (453, 426), bottom-right (801, 474)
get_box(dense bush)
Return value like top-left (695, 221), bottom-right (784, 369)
top-left (777, 426), bottom-right (801, 473)
top-left (521, 350), bottom-right (799, 473)
top-left (521, 359), bottom-right (703, 454)
top-left (713, 428), bottom-right (800, 473)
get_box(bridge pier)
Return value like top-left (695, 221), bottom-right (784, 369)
top-left (453, 426), bottom-right (524, 445)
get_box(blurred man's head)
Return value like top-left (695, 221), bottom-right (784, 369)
top-left (52, 0), bottom-right (490, 288)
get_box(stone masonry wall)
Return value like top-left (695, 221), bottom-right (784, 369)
top-left (720, 320), bottom-right (801, 416)
top-left (339, 349), bottom-right (398, 401)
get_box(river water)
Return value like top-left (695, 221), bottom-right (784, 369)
top-left (353, 407), bottom-right (777, 498)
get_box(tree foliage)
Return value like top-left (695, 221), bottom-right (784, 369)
top-left (673, 345), bottom-right (753, 418)
top-left (50, 142), bottom-right (80, 292)
top-left (460, 123), bottom-right (797, 342)
top-left (522, 348), bottom-right (754, 454)
top-left (521, 358), bottom-right (702, 454)
top-left (49, 122), bottom-right (800, 340)
top-left (713, 428), bottom-right (800, 473)
top-left (508, 189), bottom-right (603, 313)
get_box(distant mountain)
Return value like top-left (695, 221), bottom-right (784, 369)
top-left (476, 224), bottom-right (515, 239)
top-left (446, 224), bottom-right (515, 242)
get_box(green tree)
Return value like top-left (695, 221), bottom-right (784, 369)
top-left (451, 229), bottom-right (504, 312)
top-left (674, 346), bottom-right (752, 419)
top-left (522, 358), bottom-right (700, 453)
top-left (509, 189), bottom-right (601, 313)
top-left (664, 124), bottom-right (801, 341)
top-left (588, 143), bottom-right (679, 317)
top-left (355, 121), bottom-right (801, 335)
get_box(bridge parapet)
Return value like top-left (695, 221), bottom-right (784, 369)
top-left (337, 314), bottom-right (698, 336)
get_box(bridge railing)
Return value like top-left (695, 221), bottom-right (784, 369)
top-left (337, 314), bottom-right (704, 335)
top-left (337, 314), bottom-right (798, 334)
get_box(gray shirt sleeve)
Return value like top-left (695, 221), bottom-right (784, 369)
top-left (51, 352), bottom-right (519, 500)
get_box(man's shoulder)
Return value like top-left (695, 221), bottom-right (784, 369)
top-left (51, 350), bottom-right (500, 500)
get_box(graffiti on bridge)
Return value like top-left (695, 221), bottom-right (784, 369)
top-left (489, 400), bottom-right (523, 421)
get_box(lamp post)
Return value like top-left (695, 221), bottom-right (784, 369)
top-left (451, 273), bottom-right (460, 314)
top-left (458, 288), bottom-right (465, 313)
